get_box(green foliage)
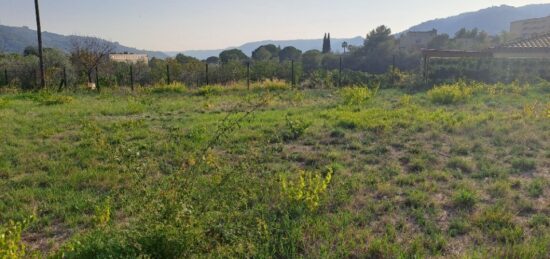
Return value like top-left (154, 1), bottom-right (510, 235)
top-left (196, 84), bottom-right (224, 97)
top-left (0, 218), bottom-right (33, 258)
top-left (428, 82), bottom-right (473, 105)
top-left (280, 167), bottom-right (333, 211)
top-left (446, 157), bottom-right (474, 173)
top-left (33, 92), bottom-right (74, 106)
top-left (281, 115), bottom-right (311, 141)
top-left (475, 205), bottom-right (523, 243)
top-left (339, 85), bottom-right (376, 105)
top-left (526, 179), bottom-right (545, 198)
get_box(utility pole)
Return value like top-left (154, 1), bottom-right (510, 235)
top-left (34, 0), bottom-right (46, 89)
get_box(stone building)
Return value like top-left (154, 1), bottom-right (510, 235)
top-left (399, 29), bottom-right (437, 50)
top-left (510, 16), bottom-right (550, 39)
top-left (109, 53), bottom-right (149, 64)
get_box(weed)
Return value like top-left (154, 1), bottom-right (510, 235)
top-left (526, 179), bottom-right (545, 198)
top-left (282, 115), bottom-right (311, 141)
top-left (447, 157), bottom-right (474, 174)
top-left (340, 86), bottom-right (376, 105)
top-left (452, 189), bottom-right (477, 210)
top-left (196, 84), bottom-right (224, 96)
top-left (428, 82), bottom-right (473, 105)
top-left (511, 158), bottom-right (536, 173)
top-left (148, 83), bottom-right (187, 94)
top-left (280, 167), bottom-right (333, 211)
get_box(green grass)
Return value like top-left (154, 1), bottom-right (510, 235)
top-left (0, 81), bottom-right (549, 257)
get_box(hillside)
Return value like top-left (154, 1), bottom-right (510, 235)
top-left (406, 4), bottom-right (550, 35)
top-left (0, 25), bottom-right (168, 59)
top-left (173, 36), bottom-right (365, 59)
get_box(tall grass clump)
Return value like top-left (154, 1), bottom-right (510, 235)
top-left (147, 83), bottom-right (187, 94)
top-left (428, 82), bottom-right (473, 105)
top-left (340, 85), bottom-right (377, 105)
top-left (255, 79), bottom-right (290, 91)
top-left (196, 84), bottom-right (224, 96)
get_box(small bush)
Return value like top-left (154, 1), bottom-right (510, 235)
top-left (0, 218), bottom-right (33, 258)
top-left (340, 85), bottom-right (376, 105)
top-left (280, 167), bottom-right (333, 211)
top-left (281, 115), bottom-right (311, 141)
top-left (428, 83), bottom-right (473, 105)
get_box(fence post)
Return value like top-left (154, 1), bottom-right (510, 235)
top-left (247, 62), bottom-right (250, 90)
top-left (95, 66), bottom-right (100, 92)
top-left (205, 63), bottom-right (209, 85)
top-left (3, 69), bottom-right (7, 86)
top-left (339, 57), bottom-right (342, 87)
top-left (63, 67), bottom-right (67, 88)
top-left (291, 60), bottom-right (295, 88)
top-left (130, 65), bottom-right (134, 91)
top-left (166, 64), bottom-right (171, 84)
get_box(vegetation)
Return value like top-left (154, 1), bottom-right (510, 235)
top-left (0, 78), bottom-right (548, 257)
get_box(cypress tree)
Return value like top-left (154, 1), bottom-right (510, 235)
top-left (322, 33), bottom-right (327, 53)
top-left (327, 33), bottom-right (332, 53)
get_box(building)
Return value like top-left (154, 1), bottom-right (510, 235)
top-left (510, 16), bottom-right (550, 39)
top-left (492, 32), bottom-right (550, 59)
top-left (109, 53), bottom-right (149, 64)
top-left (399, 29), bottom-right (437, 50)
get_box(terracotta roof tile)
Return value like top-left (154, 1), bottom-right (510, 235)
top-left (498, 33), bottom-right (550, 49)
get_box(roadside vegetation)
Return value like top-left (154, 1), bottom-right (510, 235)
top-left (1, 79), bottom-right (549, 258)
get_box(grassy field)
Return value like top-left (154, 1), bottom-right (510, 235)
top-left (0, 81), bottom-right (549, 258)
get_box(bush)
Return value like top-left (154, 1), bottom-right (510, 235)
top-left (428, 83), bottom-right (473, 105)
top-left (280, 167), bottom-right (333, 211)
top-left (256, 79), bottom-right (290, 91)
top-left (340, 85), bottom-right (377, 105)
top-left (0, 218), bottom-right (33, 258)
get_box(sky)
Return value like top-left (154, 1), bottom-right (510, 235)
top-left (0, 0), bottom-right (546, 51)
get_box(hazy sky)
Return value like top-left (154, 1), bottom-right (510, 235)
top-left (0, 0), bottom-right (545, 51)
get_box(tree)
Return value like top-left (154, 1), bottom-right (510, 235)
top-left (365, 26), bottom-right (392, 49)
top-left (279, 46), bottom-right (302, 62)
top-left (252, 47), bottom-right (273, 61)
top-left (206, 56), bottom-right (220, 64)
top-left (427, 34), bottom-right (450, 49)
top-left (219, 49), bottom-right (248, 64)
top-left (175, 53), bottom-right (199, 64)
top-left (23, 46), bottom-right (39, 57)
top-left (70, 37), bottom-right (115, 83)
top-left (342, 41), bottom-right (349, 54)
top-left (347, 25), bottom-right (398, 73)
top-left (302, 50), bottom-right (322, 73)
top-left (322, 33), bottom-right (332, 54)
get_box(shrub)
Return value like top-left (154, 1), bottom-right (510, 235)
top-left (281, 115), bottom-right (311, 141)
top-left (428, 83), bottom-right (473, 105)
top-left (340, 85), bottom-right (376, 105)
top-left (280, 167), bottom-right (333, 211)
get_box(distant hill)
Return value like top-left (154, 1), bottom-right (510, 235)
top-left (0, 25), bottom-right (168, 59)
top-left (405, 4), bottom-right (550, 35)
top-left (170, 36), bottom-right (365, 59)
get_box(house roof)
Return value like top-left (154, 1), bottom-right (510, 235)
top-left (497, 33), bottom-right (550, 49)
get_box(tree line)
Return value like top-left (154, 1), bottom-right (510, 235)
top-left (0, 25), bottom-right (544, 90)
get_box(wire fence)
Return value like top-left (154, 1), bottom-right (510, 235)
top-left (1, 57), bottom-right (550, 90)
